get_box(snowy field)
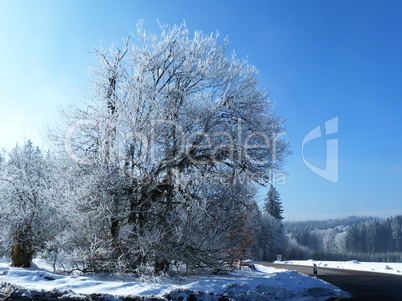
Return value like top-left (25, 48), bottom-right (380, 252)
top-left (278, 260), bottom-right (402, 276)
top-left (0, 258), bottom-right (349, 300)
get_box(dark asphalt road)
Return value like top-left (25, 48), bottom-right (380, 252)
top-left (259, 262), bottom-right (402, 301)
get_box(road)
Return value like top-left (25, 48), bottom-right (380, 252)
top-left (259, 262), bottom-right (402, 301)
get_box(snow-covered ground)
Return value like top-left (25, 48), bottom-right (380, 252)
top-left (277, 260), bottom-right (402, 276)
top-left (0, 258), bottom-right (349, 300)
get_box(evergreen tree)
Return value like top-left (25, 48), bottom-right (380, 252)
top-left (264, 184), bottom-right (283, 221)
top-left (259, 185), bottom-right (286, 261)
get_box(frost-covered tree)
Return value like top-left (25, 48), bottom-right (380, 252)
top-left (264, 184), bottom-right (283, 221)
top-left (0, 141), bottom-right (60, 267)
top-left (52, 21), bottom-right (289, 274)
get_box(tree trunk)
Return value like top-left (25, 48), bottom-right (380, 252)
top-left (110, 216), bottom-right (119, 240)
top-left (154, 260), bottom-right (169, 274)
top-left (12, 230), bottom-right (33, 268)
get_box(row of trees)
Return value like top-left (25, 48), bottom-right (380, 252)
top-left (0, 22), bottom-right (289, 275)
top-left (346, 217), bottom-right (402, 254)
top-left (285, 216), bottom-right (402, 261)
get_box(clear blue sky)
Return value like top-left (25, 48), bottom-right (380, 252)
top-left (1, 0), bottom-right (401, 220)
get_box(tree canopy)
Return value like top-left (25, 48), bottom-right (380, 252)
top-left (1, 22), bottom-right (290, 274)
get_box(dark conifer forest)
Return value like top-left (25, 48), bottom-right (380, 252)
top-left (285, 216), bottom-right (402, 262)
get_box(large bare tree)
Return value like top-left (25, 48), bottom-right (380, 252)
top-left (56, 21), bottom-right (289, 274)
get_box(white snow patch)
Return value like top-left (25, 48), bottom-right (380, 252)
top-left (278, 260), bottom-right (402, 276)
top-left (0, 258), bottom-right (349, 300)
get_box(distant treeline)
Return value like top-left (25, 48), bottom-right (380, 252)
top-left (285, 216), bottom-right (402, 262)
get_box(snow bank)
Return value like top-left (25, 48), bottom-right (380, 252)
top-left (279, 260), bottom-right (402, 275)
top-left (0, 258), bottom-right (349, 300)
